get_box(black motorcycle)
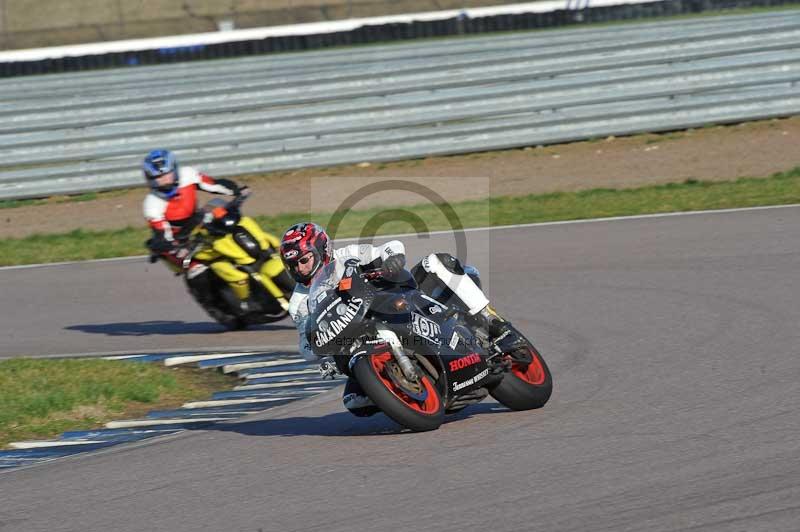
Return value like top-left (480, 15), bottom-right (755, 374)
top-left (148, 195), bottom-right (295, 330)
top-left (305, 259), bottom-right (552, 432)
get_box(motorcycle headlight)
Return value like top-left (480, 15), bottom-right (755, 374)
top-left (393, 297), bottom-right (408, 311)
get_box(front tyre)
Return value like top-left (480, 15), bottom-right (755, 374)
top-left (352, 353), bottom-right (444, 432)
top-left (196, 297), bottom-right (246, 330)
top-left (489, 343), bottom-right (552, 411)
top-left (186, 279), bottom-right (246, 331)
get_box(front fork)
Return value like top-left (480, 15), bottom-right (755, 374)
top-left (347, 328), bottom-right (419, 383)
top-left (376, 327), bottom-right (419, 382)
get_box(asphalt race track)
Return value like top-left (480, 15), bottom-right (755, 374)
top-left (2, 206), bottom-right (799, 531)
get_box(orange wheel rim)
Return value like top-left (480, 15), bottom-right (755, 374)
top-left (511, 347), bottom-right (546, 385)
top-left (370, 353), bottom-right (441, 414)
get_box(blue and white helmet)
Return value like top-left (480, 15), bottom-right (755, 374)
top-left (143, 149), bottom-right (179, 199)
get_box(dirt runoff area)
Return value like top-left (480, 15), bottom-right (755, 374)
top-left (3, 116), bottom-right (800, 239)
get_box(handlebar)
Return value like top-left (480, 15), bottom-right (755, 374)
top-left (148, 192), bottom-right (249, 269)
top-left (181, 237), bottom-right (206, 270)
top-left (230, 191), bottom-right (249, 208)
top-left (201, 192), bottom-right (248, 214)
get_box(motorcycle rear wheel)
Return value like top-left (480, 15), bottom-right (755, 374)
top-left (353, 353), bottom-right (444, 432)
top-left (489, 342), bottom-right (552, 411)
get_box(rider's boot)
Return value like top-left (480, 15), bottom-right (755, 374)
top-left (416, 253), bottom-right (531, 364)
top-left (477, 305), bottom-right (531, 365)
top-left (343, 378), bottom-right (379, 417)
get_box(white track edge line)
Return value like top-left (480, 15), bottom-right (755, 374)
top-left (0, 345), bottom-right (300, 361)
top-left (222, 359), bottom-right (307, 372)
top-left (163, 352), bottom-right (283, 366)
top-left (244, 369), bottom-right (318, 379)
top-left (8, 440), bottom-right (107, 449)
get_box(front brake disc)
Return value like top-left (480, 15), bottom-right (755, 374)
top-left (384, 360), bottom-right (428, 402)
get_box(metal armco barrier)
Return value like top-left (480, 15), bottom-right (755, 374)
top-left (1, 11), bottom-right (799, 200)
top-left (0, 0), bottom-right (798, 77)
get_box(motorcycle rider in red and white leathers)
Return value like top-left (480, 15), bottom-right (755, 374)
top-left (143, 149), bottom-right (244, 252)
top-left (142, 149), bottom-right (262, 309)
top-left (280, 222), bottom-right (525, 417)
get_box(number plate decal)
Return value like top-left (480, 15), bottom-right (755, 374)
top-left (411, 313), bottom-right (442, 345)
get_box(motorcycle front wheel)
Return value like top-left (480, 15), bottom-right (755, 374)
top-left (197, 298), bottom-right (246, 330)
top-left (186, 280), bottom-right (246, 331)
top-left (352, 353), bottom-right (444, 432)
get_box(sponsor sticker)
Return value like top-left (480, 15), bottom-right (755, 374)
top-left (449, 331), bottom-right (460, 349)
top-left (452, 368), bottom-right (490, 392)
top-left (314, 297), bottom-right (364, 347)
top-left (316, 296), bottom-right (343, 322)
top-left (411, 313), bottom-right (441, 345)
top-left (448, 353), bottom-right (480, 372)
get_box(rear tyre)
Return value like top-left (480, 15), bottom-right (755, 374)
top-left (352, 353), bottom-right (444, 432)
top-left (489, 342), bottom-right (552, 411)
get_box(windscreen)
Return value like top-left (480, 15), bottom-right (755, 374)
top-left (307, 261), bottom-right (341, 314)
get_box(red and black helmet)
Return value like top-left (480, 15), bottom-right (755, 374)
top-left (280, 222), bottom-right (332, 285)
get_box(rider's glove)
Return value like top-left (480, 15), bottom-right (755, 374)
top-left (238, 185), bottom-right (251, 198)
top-left (382, 253), bottom-right (406, 277)
top-left (175, 246), bottom-right (190, 260)
top-left (147, 234), bottom-right (174, 254)
top-left (318, 358), bottom-right (339, 380)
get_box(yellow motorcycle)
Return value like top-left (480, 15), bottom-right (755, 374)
top-left (149, 194), bottom-right (295, 330)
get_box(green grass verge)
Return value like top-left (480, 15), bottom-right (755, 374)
top-left (0, 191), bottom-right (122, 210)
top-left (0, 358), bottom-right (236, 448)
top-left (2, 168), bottom-right (800, 266)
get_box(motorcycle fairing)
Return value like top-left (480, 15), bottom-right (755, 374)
top-left (305, 273), bottom-right (375, 356)
top-left (307, 264), bottom-right (492, 401)
top-left (373, 288), bottom-right (492, 398)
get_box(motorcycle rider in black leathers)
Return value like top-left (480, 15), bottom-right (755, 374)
top-left (279, 222), bottom-right (525, 416)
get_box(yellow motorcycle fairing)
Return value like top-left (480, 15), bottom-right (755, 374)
top-left (193, 217), bottom-right (289, 309)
